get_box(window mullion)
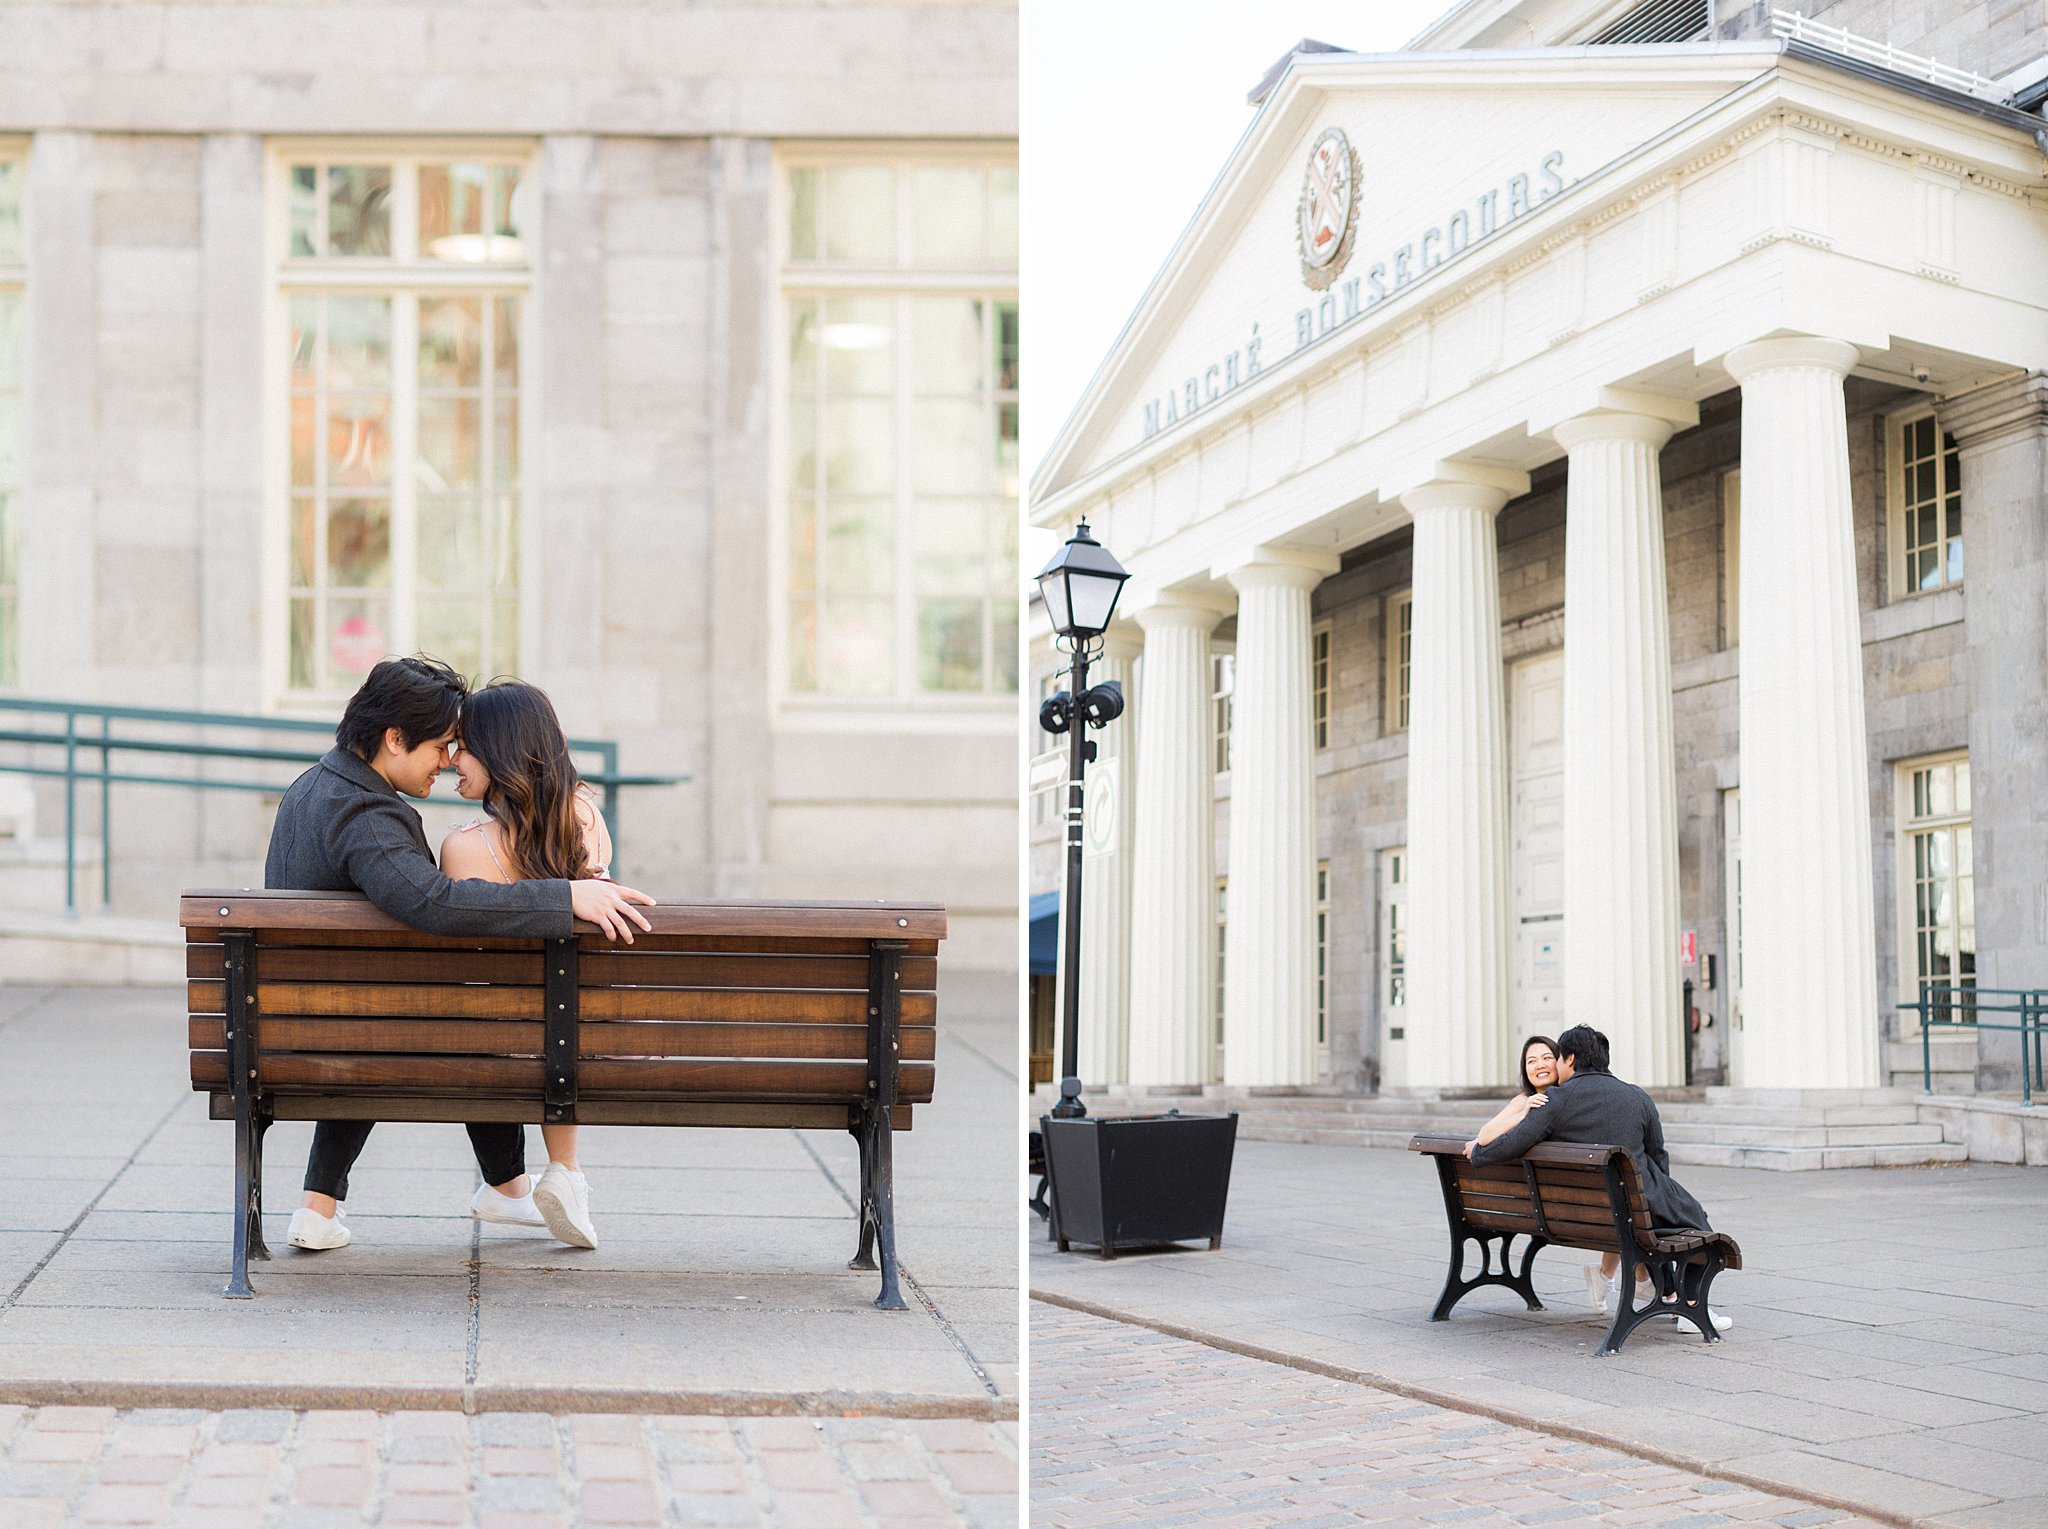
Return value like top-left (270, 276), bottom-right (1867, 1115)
top-left (895, 289), bottom-right (915, 697)
top-left (392, 290), bottom-right (420, 656)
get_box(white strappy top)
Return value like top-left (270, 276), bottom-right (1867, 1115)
top-left (456, 784), bottom-right (611, 883)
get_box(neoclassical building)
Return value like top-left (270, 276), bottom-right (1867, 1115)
top-left (1029, 0), bottom-right (2048, 1102)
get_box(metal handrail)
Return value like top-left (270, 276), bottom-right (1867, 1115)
top-left (0, 697), bottom-right (686, 913)
top-left (1900, 986), bottom-right (2045, 1107)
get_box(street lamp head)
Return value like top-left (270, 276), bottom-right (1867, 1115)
top-left (1035, 520), bottom-right (1129, 641)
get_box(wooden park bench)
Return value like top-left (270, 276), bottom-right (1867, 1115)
top-left (1408, 1134), bottom-right (1742, 1356)
top-left (183, 889), bottom-right (943, 1309)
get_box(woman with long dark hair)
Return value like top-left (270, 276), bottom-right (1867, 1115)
top-left (1471, 1034), bottom-right (1607, 1311)
top-left (440, 679), bottom-right (613, 1249)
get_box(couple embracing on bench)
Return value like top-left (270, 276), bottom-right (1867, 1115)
top-left (268, 656), bottom-right (656, 1256)
top-left (1464, 1023), bottom-right (1734, 1332)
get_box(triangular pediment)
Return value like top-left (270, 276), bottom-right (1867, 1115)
top-left (1034, 45), bottom-right (1780, 500)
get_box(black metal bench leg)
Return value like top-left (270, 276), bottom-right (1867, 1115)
top-left (867, 1110), bottom-right (906, 1311)
top-left (847, 1116), bottom-right (879, 1272)
top-left (224, 1102), bottom-right (259, 1300)
top-left (1432, 1232), bottom-right (1546, 1321)
top-left (248, 1111), bottom-right (272, 1263)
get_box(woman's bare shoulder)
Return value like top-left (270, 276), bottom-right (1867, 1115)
top-left (440, 820), bottom-right (500, 880)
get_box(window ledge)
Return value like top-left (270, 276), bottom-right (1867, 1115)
top-left (772, 699), bottom-right (1018, 736)
top-left (1867, 586), bottom-right (1966, 644)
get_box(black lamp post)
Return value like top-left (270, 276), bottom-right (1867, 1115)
top-left (1035, 519), bottom-right (1129, 1121)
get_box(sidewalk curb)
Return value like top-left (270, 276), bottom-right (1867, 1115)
top-left (0, 1378), bottom-right (1019, 1421)
top-left (1030, 1290), bottom-right (1938, 1528)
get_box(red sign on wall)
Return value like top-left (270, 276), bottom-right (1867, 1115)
top-left (1680, 930), bottom-right (1698, 966)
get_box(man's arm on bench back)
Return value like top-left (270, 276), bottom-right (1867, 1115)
top-left (326, 792), bottom-right (574, 939)
top-left (1469, 1100), bottom-right (1561, 1168)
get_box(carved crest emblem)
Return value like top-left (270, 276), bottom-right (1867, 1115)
top-left (1297, 127), bottom-right (1360, 291)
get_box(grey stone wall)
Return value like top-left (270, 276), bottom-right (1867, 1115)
top-left (0, 3), bottom-right (1017, 139)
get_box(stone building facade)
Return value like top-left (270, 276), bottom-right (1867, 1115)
top-left (1030, 0), bottom-right (2048, 1096)
top-left (0, 2), bottom-right (1020, 970)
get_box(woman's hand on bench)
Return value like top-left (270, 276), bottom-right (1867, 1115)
top-left (571, 879), bottom-right (657, 942)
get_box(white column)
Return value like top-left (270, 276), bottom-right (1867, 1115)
top-left (1402, 472), bottom-right (1523, 1090)
top-left (1077, 623), bottom-right (1140, 1086)
top-left (1723, 336), bottom-right (1881, 1089)
top-left (1221, 548), bottom-right (1338, 1086)
top-left (1126, 598), bottom-right (1227, 1086)
top-left (1554, 402), bottom-right (1693, 1087)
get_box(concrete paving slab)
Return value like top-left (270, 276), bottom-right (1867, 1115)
top-left (1031, 1136), bottom-right (2048, 1524)
top-left (0, 980), bottom-right (1018, 1419)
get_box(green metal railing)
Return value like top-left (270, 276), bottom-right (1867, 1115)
top-left (1899, 985), bottom-right (2046, 1107)
top-left (0, 697), bottom-right (686, 914)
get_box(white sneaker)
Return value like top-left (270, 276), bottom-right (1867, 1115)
top-left (288, 1206), bottom-right (350, 1250)
top-left (1583, 1265), bottom-right (1609, 1314)
top-left (532, 1163), bottom-right (598, 1250)
top-left (471, 1182), bottom-right (546, 1228)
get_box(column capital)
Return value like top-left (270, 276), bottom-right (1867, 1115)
top-left (1129, 588), bottom-right (1233, 632)
top-left (1937, 371), bottom-right (2048, 454)
top-left (1095, 616), bottom-right (1145, 661)
top-left (1723, 335), bottom-right (1859, 385)
top-left (1531, 385), bottom-right (1699, 441)
top-left (1552, 411), bottom-right (1680, 452)
top-left (1215, 543), bottom-right (1340, 593)
top-left (1386, 458), bottom-right (1529, 510)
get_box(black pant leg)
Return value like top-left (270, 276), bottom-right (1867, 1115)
top-left (304, 1120), bottom-right (376, 1200)
top-left (467, 1123), bottom-right (528, 1188)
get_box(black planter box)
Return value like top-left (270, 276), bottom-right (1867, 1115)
top-left (1040, 1111), bottom-right (1239, 1258)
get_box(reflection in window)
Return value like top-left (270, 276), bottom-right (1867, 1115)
top-left (784, 157), bottom-right (1017, 699)
top-left (1898, 413), bottom-right (1963, 594)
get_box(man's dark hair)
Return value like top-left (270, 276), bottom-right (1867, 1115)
top-left (1555, 1024), bottom-right (1611, 1075)
top-left (335, 656), bottom-right (469, 761)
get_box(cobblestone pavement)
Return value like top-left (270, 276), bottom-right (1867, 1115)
top-left (1029, 1139), bottom-right (2048, 1525)
top-left (1031, 1302), bottom-right (1887, 1529)
top-left (0, 1403), bottom-right (1017, 1527)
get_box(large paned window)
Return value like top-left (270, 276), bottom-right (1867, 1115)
top-left (1214, 877), bottom-right (1228, 1061)
top-left (783, 155), bottom-right (1018, 702)
top-left (1312, 623), bottom-right (1332, 750)
top-left (1897, 754), bottom-right (1973, 1028)
top-left (275, 149), bottom-right (531, 702)
top-left (1381, 847), bottom-right (1407, 1037)
top-left (0, 153), bottom-right (22, 687)
top-left (1212, 651), bottom-right (1234, 774)
top-left (1315, 860), bottom-right (1330, 1048)
top-left (1888, 408), bottom-right (1964, 597)
top-left (1385, 591), bottom-right (1412, 733)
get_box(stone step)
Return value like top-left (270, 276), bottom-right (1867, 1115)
top-left (0, 909), bottom-right (182, 985)
top-left (1665, 1122), bottom-right (1951, 1148)
top-left (1668, 1141), bottom-right (1968, 1170)
top-left (0, 836), bottom-right (105, 916)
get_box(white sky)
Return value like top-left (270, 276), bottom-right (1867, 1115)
top-left (1021, 0), bottom-right (1458, 571)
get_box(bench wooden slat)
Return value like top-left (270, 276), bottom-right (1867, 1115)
top-left (192, 1051), bottom-right (936, 1102)
top-left (193, 946), bottom-right (940, 993)
top-left (207, 1092), bottom-right (914, 1131)
top-left (580, 951), bottom-right (938, 992)
top-left (230, 982), bottom-right (936, 1026)
top-left (190, 946), bottom-right (546, 985)
top-left (189, 928), bottom-right (943, 961)
top-left (182, 890), bottom-right (947, 941)
top-left (189, 1016), bottom-right (938, 1063)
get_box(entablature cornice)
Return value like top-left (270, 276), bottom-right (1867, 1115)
top-left (1034, 54), bottom-right (2048, 533)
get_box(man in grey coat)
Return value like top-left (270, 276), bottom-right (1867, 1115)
top-left (267, 656), bottom-right (655, 1252)
top-left (1468, 1024), bottom-right (1730, 1325)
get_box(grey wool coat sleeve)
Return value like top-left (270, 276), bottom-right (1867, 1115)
top-left (265, 748), bottom-right (574, 938)
top-left (1470, 1071), bottom-right (1710, 1232)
